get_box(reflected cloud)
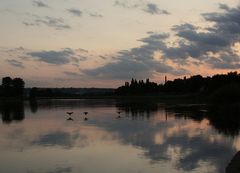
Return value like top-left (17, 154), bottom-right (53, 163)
top-left (27, 166), bottom-right (72, 173)
top-left (87, 101), bottom-right (239, 172)
top-left (32, 131), bottom-right (81, 148)
top-left (0, 100), bottom-right (239, 173)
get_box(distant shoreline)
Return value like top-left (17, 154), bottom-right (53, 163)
top-left (0, 93), bottom-right (203, 103)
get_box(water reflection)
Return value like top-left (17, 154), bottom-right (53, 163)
top-left (116, 99), bottom-right (160, 120)
top-left (166, 104), bottom-right (206, 122)
top-left (166, 103), bottom-right (240, 136)
top-left (208, 104), bottom-right (240, 136)
top-left (95, 103), bottom-right (238, 173)
top-left (0, 101), bottom-right (25, 123)
top-left (29, 99), bottom-right (38, 113)
top-left (32, 131), bottom-right (76, 148)
top-left (0, 99), bottom-right (239, 173)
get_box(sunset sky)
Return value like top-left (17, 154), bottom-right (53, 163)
top-left (0, 0), bottom-right (239, 87)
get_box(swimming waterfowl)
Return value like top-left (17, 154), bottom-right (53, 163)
top-left (66, 112), bottom-right (73, 116)
top-left (67, 117), bottom-right (73, 121)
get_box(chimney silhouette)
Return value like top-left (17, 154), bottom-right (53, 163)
top-left (165, 76), bottom-right (167, 84)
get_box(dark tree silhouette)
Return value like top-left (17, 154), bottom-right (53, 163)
top-left (116, 78), bottom-right (158, 95)
top-left (116, 71), bottom-right (240, 99)
top-left (2, 77), bottom-right (13, 97)
top-left (12, 78), bottom-right (25, 97)
top-left (29, 99), bottom-right (38, 113)
top-left (29, 87), bottom-right (38, 99)
top-left (0, 77), bottom-right (25, 98)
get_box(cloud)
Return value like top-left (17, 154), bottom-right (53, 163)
top-left (83, 33), bottom-right (188, 80)
top-left (26, 48), bottom-right (72, 65)
top-left (67, 8), bottom-right (82, 17)
top-left (83, 4), bottom-right (240, 80)
top-left (23, 21), bottom-right (37, 26)
top-left (114, 2), bottom-right (240, 69)
top-left (6, 59), bottom-right (24, 68)
top-left (35, 16), bottom-right (71, 30)
top-left (162, 4), bottom-right (240, 68)
top-left (23, 15), bottom-right (70, 30)
top-left (32, 0), bottom-right (49, 8)
top-left (218, 3), bottom-right (230, 11)
top-left (14, 4), bottom-right (240, 82)
top-left (114, 0), bottom-right (140, 9)
top-left (114, 1), bottom-right (170, 15)
top-left (64, 71), bottom-right (82, 77)
top-left (143, 3), bottom-right (170, 15)
top-left (205, 52), bottom-right (240, 69)
top-left (67, 8), bottom-right (103, 18)
top-left (84, 57), bottom-right (187, 80)
top-left (115, 4), bottom-right (240, 70)
top-left (5, 47), bottom-right (25, 53)
top-left (88, 12), bottom-right (103, 18)
top-left (26, 48), bottom-right (88, 65)
top-left (76, 48), bottom-right (88, 53)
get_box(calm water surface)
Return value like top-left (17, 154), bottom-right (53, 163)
top-left (0, 99), bottom-right (240, 173)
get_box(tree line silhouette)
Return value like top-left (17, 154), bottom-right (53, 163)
top-left (0, 77), bottom-right (25, 98)
top-left (116, 72), bottom-right (240, 102)
top-left (116, 78), bottom-right (159, 95)
top-left (1, 72), bottom-right (240, 101)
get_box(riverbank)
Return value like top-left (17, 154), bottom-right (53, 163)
top-left (226, 151), bottom-right (240, 173)
top-left (0, 92), bottom-right (203, 104)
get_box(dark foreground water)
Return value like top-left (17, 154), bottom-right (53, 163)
top-left (0, 99), bottom-right (240, 173)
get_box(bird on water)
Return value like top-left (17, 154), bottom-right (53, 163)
top-left (66, 112), bottom-right (74, 121)
top-left (66, 112), bottom-right (73, 116)
top-left (67, 117), bottom-right (74, 121)
top-left (116, 111), bottom-right (122, 119)
top-left (83, 112), bottom-right (89, 120)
